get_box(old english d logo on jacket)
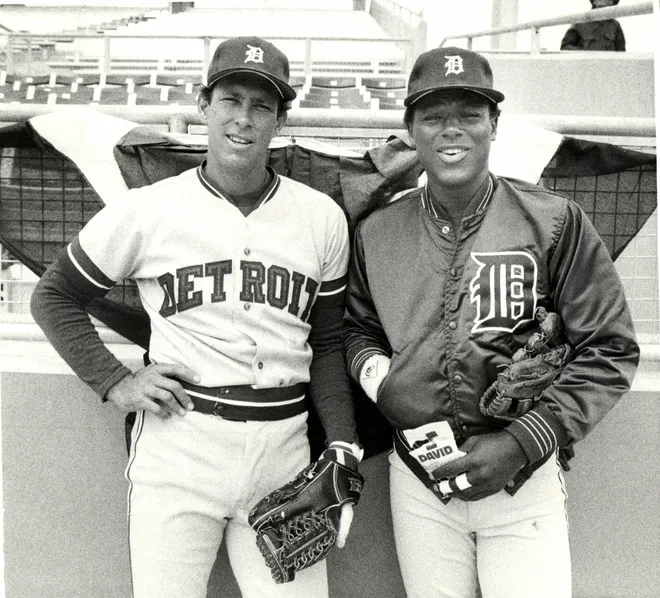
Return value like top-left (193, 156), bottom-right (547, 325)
top-left (469, 251), bottom-right (538, 333)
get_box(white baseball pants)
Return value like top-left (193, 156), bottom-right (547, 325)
top-left (126, 409), bottom-right (328, 598)
top-left (389, 449), bottom-right (571, 598)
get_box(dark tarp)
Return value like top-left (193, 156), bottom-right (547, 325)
top-left (0, 120), bottom-right (656, 458)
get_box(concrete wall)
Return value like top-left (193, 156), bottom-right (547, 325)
top-left (1, 343), bottom-right (658, 598)
top-left (486, 52), bottom-right (655, 118)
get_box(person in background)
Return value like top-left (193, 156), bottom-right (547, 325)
top-left (561, 0), bottom-right (626, 51)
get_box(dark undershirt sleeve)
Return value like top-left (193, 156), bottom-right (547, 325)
top-left (307, 301), bottom-right (358, 445)
top-left (30, 249), bottom-right (133, 399)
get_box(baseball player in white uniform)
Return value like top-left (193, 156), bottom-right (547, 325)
top-left (31, 37), bottom-right (361, 598)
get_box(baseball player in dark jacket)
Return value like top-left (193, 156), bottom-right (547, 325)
top-left (342, 46), bottom-right (639, 597)
top-left (31, 37), bottom-right (361, 598)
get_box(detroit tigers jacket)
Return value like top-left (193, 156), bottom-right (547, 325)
top-left (342, 175), bottom-right (639, 466)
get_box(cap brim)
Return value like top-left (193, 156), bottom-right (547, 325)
top-left (206, 67), bottom-right (297, 102)
top-left (404, 85), bottom-right (505, 107)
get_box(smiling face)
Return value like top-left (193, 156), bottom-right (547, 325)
top-left (198, 73), bottom-right (286, 188)
top-left (407, 89), bottom-right (498, 201)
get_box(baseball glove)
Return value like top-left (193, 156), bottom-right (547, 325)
top-left (248, 445), bottom-right (364, 584)
top-left (479, 307), bottom-right (574, 422)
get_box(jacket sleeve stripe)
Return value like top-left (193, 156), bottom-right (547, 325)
top-left (350, 347), bottom-right (387, 381)
top-left (506, 404), bottom-right (568, 464)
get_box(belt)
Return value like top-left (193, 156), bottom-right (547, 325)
top-left (180, 380), bottom-right (307, 422)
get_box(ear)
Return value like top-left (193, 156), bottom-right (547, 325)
top-left (198, 92), bottom-right (210, 122)
top-left (490, 115), bottom-right (498, 142)
top-left (275, 110), bottom-right (287, 134)
top-left (404, 123), bottom-right (416, 149)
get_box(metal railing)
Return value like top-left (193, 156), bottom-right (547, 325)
top-left (1, 32), bottom-right (412, 77)
top-left (375, 0), bottom-right (424, 23)
top-left (440, 1), bottom-right (654, 54)
top-left (0, 107), bottom-right (656, 345)
top-left (0, 104), bottom-right (655, 138)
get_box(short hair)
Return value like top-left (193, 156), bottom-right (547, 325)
top-left (199, 82), bottom-right (291, 117)
top-left (403, 97), bottom-right (501, 130)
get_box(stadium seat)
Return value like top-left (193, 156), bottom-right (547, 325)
top-left (300, 87), bottom-right (370, 109)
top-left (53, 87), bottom-right (97, 105)
top-left (104, 74), bottom-right (132, 86)
top-left (167, 87), bottom-right (199, 106)
top-left (51, 73), bottom-right (78, 86)
top-left (127, 74), bottom-right (153, 87)
top-left (372, 97), bottom-right (405, 111)
top-left (366, 87), bottom-right (406, 98)
top-left (0, 84), bottom-right (27, 103)
top-left (22, 75), bottom-right (51, 86)
top-left (133, 86), bottom-right (170, 105)
top-left (22, 85), bottom-right (56, 105)
top-left (97, 87), bottom-right (130, 105)
top-left (73, 73), bottom-right (103, 86)
top-left (155, 73), bottom-right (203, 87)
top-left (309, 76), bottom-right (358, 89)
top-left (362, 76), bottom-right (407, 90)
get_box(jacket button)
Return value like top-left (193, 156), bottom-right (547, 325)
top-left (450, 267), bottom-right (457, 277)
top-left (441, 225), bottom-right (450, 234)
top-left (448, 321), bottom-right (457, 330)
top-left (453, 374), bottom-right (462, 385)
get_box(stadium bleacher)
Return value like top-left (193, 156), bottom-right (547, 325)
top-left (0, 68), bottom-right (411, 110)
top-left (0, 3), bottom-right (410, 110)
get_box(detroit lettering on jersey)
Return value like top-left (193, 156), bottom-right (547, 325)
top-left (469, 251), bottom-right (538, 333)
top-left (64, 237), bottom-right (345, 324)
top-left (157, 259), bottom-right (322, 321)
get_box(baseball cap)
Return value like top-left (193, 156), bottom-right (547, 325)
top-left (404, 46), bottom-right (505, 107)
top-left (206, 36), bottom-right (296, 102)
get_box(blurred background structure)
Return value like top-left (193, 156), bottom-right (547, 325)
top-left (0, 1), bottom-right (657, 597)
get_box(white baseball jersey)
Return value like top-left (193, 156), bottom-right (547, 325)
top-left (68, 165), bottom-right (349, 389)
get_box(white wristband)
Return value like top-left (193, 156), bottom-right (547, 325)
top-left (359, 354), bottom-right (391, 403)
top-left (328, 441), bottom-right (364, 463)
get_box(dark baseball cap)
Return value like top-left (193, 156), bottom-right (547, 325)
top-left (404, 46), bottom-right (505, 107)
top-left (206, 36), bottom-right (296, 102)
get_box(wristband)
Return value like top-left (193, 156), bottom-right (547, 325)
top-left (359, 354), bottom-right (391, 403)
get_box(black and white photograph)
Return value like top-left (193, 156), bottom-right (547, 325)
top-left (0, 1), bottom-right (657, 597)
